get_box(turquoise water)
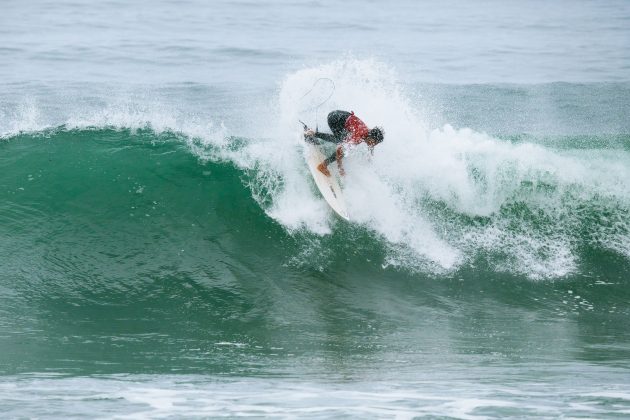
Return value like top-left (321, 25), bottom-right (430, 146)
top-left (2, 0), bottom-right (630, 418)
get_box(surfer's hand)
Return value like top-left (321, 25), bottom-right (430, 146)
top-left (317, 162), bottom-right (331, 177)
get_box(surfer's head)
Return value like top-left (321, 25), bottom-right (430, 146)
top-left (366, 127), bottom-right (384, 149)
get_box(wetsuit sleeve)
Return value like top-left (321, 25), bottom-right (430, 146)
top-left (324, 151), bottom-right (337, 165)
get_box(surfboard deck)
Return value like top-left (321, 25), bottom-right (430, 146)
top-left (303, 141), bottom-right (350, 221)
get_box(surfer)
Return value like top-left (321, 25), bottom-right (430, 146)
top-left (304, 110), bottom-right (384, 177)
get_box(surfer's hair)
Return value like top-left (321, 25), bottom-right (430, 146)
top-left (368, 127), bottom-right (384, 143)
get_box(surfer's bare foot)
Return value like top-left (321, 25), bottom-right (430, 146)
top-left (317, 162), bottom-right (331, 177)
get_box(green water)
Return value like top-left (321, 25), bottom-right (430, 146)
top-left (1, 129), bottom-right (628, 375)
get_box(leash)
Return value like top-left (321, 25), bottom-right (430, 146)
top-left (299, 78), bottom-right (335, 132)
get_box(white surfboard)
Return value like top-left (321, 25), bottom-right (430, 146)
top-left (303, 142), bottom-right (350, 221)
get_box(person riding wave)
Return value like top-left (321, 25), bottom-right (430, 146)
top-left (304, 110), bottom-right (384, 177)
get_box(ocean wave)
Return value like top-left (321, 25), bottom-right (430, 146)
top-left (1, 125), bottom-right (629, 281)
top-left (1, 60), bottom-right (629, 279)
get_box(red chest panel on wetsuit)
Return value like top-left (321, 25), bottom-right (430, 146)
top-left (344, 112), bottom-right (369, 144)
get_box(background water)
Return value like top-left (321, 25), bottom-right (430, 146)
top-left (1, 0), bottom-right (630, 418)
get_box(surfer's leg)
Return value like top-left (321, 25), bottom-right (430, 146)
top-left (305, 135), bottom-right (323, 145)
top-left (313, 132), bottom-right (337, 143)
top-left (323, 152), bottom-right (337, 165)
top-left (315, 152), bottom-right (336, 177)
top-left (305, 131), bottom-right (338, 145)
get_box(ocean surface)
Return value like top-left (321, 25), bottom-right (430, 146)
top-left (2, 0), bottom-right (630, 418)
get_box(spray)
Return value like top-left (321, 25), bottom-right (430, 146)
top-left (298, 78), bottom-right (335, 132)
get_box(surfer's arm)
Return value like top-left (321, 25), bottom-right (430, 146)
top-left (336, 146), bottom-right (345, 176)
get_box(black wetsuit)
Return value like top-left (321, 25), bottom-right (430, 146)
top-left (307, 110), bottom-right (352, 164)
